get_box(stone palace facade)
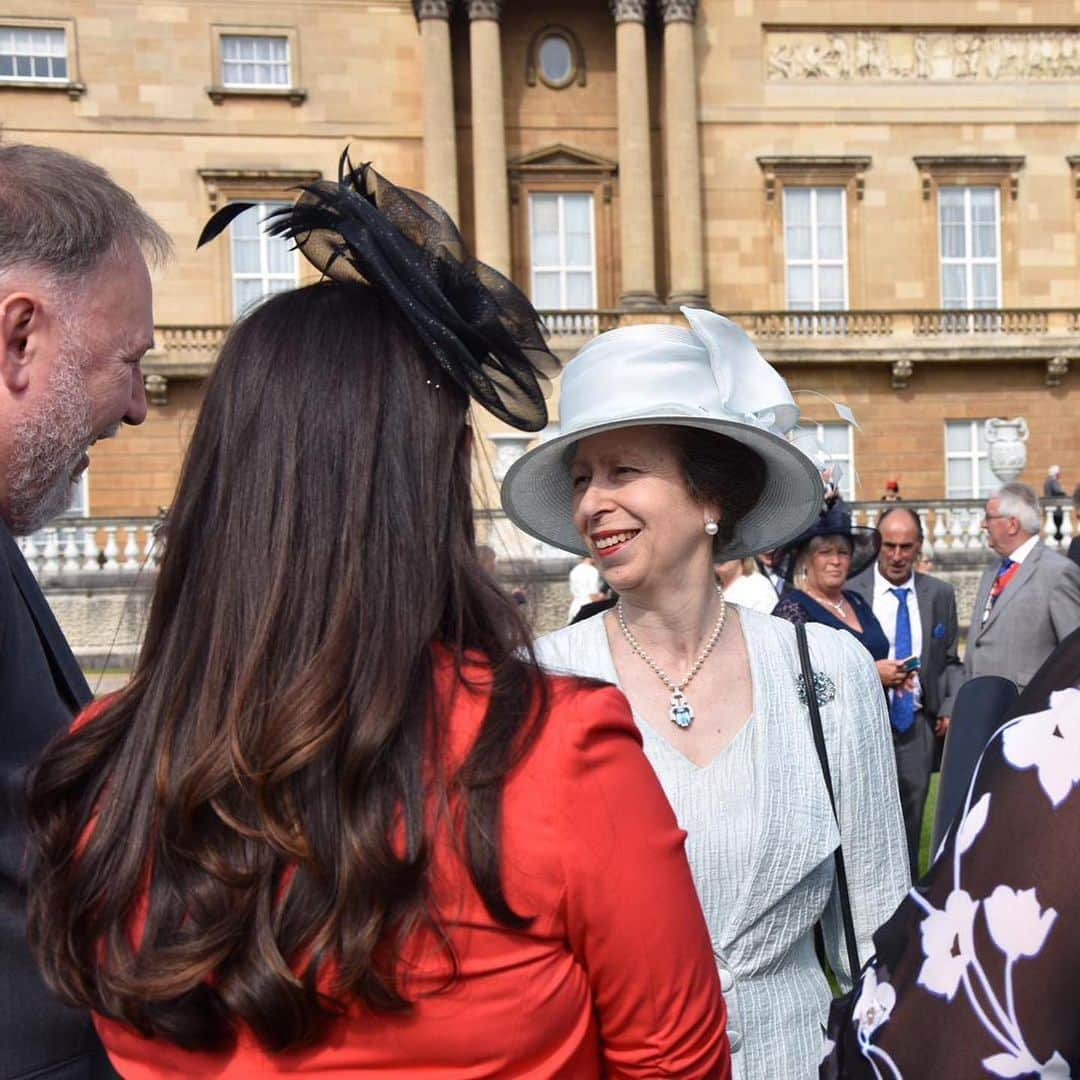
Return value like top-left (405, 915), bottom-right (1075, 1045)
top-left (4, 0), bottom-right (1080, 523)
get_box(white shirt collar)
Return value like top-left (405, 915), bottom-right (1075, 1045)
top-left (1005, 534), bottom-right (1040, 566)
top-left (873, 563), bottom-right (915, 598)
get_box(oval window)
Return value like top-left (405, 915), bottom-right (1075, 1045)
top-left (539, 33), bottom-right (574, 88)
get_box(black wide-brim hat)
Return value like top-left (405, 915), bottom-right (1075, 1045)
top-left (775, 502), bottom-right (881, 582)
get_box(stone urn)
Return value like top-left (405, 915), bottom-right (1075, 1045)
top-left (984, 417), bottom-right (1029, 483)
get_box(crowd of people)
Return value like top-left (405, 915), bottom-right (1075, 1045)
top-left (2, 142), bottom-right (1079, 1080)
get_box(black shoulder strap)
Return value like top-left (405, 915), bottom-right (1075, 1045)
top-left (795, 621), bottom-right (862, 984)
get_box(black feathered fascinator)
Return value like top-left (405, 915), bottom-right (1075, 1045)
top-left (197, 150), bottom-right (560, 431)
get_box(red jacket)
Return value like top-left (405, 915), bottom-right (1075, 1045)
top-left (88, 654), bottom-right (730, 1078)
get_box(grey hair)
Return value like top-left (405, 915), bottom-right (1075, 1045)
top-left (996, 482), bottom-right (1042, 534)
top-left (0, 143), bottom-right (171, 286)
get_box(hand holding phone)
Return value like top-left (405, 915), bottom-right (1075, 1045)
top-left (900, 655), bottom-right (921, 673)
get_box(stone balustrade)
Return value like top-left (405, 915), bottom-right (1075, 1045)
top-left (142, 308), bottom-right (1080, 378)
top-left (538, 310), bottom-right (620, 338)
top-left (727, 307), bottom-right (1080, 339)
top-left (534, 306), bottom-right (1080, 386)
top-left (847, 498), bottom-right (1076, 560)
top-left (25, 501), bottom-right (1079, 654)
top-left (535, 306), bottom-right (1080, 341)
top-left (19, 518), bottom-right (162, 584)
top-left (28, 503), bottom-right (1074, 584)
top-left (148, 325), bottom-right (228, 376)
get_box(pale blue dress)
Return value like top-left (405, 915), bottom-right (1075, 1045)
top-left (534, 606), bottom-right (910, 1080)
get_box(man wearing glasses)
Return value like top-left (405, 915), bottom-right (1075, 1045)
top-left (962, 482), bottom-right (1080, 697)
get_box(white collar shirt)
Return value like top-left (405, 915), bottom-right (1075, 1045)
top-left (980, 533), bottom-right (1040, 626)
top-left (872, 564), bottom-right (922, 710)
top-left (1005, 533), bottom-right (1039, 567)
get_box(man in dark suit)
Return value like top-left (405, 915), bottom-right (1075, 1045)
top-left (0, 144), bottom-right (168, 1080)
top-left (850, 505), bottom-right (963, 876)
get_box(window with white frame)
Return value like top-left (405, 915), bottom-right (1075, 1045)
top-left (782, 187), bottom-right (847, 311)
top-left (529, 192), bottom-right (596, 310)
top-left (812, 421), bottom-right (855, 500)
top-left (945, 420), bottom-right (997, 498)
top-left (220, 34), bottom-right (290, 89)
top-left (229, 201), bottom-right (299, 317)
top-left (939, 186), bottom-right (1001, 309)
top-left (0, 26), bottom-right (67, 82)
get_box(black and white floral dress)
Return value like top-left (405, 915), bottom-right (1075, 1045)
top-left (821, 687), bottom-right (1080, 1079)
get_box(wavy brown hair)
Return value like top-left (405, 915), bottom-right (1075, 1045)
top-left (26, 282), bottom-right (547, 1051)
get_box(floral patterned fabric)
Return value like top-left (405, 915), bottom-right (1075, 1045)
top-left (821, 688), bottom-right (1080, 1078)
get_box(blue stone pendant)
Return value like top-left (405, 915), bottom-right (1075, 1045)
top-left (670, 690), bottom-right (694, 729)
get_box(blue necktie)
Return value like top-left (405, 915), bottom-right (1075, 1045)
top-left (889, 587), bottom-right (915, 734)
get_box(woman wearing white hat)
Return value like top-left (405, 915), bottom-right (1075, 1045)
top-left (502, 309), bottom-right (910, 1080)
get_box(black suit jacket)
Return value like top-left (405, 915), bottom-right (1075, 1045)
top-left (0, 523), bottom-right (114, 1079)
top-left (848, 566), bottom-right (964, 721)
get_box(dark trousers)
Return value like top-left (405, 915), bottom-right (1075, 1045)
top-left (893, 711), bottom-right (936, 880)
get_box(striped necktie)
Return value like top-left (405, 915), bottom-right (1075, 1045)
top-left (982, 558), bottom-right (1017, 624)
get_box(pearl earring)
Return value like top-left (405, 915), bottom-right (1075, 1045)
top-left (704, 519), bottom-right (719, 536)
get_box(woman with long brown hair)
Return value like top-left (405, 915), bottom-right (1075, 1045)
top-left (25, 160), bottom-right (729, 1078)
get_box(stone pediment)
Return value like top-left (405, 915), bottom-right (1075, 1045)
top-left (508, 144), bottom-right (618, 178)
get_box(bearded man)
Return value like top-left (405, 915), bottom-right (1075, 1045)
top-left (0, 144), bottom-right (169, 1080)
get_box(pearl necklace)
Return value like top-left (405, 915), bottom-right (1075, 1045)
top-left (615, 585), bottom-right (727, 730)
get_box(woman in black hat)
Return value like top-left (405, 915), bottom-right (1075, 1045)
top-left (773, 505), bottom-right (914, 693)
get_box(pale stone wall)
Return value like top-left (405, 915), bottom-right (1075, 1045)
top-left (780, 360), bottom-right (1080, 502)
top-left (46, 561), bottom-right (989, 668)
top-left (45, 581), bottom-right (153, 670)
top-left (87, 380), bottom-right (203, 517)
top-left (4, 0), bottom-right (1080, 522)
top-left (2, 0), bottom-right (425, 515)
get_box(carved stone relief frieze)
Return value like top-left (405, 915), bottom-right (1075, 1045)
top-left (766, 28), bottom-right (1080, 82)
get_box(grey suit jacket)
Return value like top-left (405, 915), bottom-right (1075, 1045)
top-left (965, 540), bottom-right (1080, 694)
top-left (849, 567), bottom-right (965, 720)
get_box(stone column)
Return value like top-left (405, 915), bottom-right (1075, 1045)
top-left (468, 0), bottom-right (511, 275)
top-left (611, 0), bottom-right (659, 308)
top-left (414, 1), bottom-right (459, 223)
top-left (660, 0), bottom-right (706, 306)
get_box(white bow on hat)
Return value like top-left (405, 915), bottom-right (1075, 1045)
top-left (500, 307), bottom-right (829, 559)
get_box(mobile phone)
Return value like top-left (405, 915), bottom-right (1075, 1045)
top-left (900, 655), bottom-right (921, 672)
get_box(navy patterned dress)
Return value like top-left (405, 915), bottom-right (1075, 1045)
top-left (772, 588), bottom-right (891, 664)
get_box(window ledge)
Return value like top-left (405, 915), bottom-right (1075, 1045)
top-left (0, 78), bottom-right (85, 99)
top-left (913, 155), bottom-right (1025, 200)
top-left (756, 155), bottom-right (873, 200)
top-left (207, 84), bottom-right (306, 106)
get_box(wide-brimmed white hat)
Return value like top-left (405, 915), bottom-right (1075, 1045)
top-left (500, 307), bottom-right (825, 560)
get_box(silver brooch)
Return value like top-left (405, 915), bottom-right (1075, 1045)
top-left (796, 671), bottom-right (836, 708)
